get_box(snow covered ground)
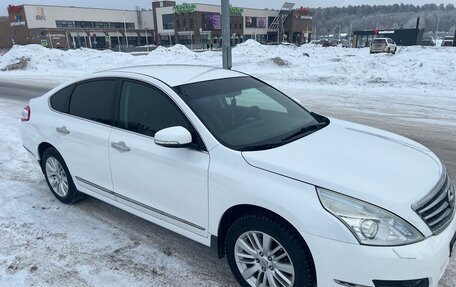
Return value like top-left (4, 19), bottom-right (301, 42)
top-left (0, 41), bottom-right (455, 286)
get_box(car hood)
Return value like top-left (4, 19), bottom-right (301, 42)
top-left (242, 118), bottom-right (444, 216)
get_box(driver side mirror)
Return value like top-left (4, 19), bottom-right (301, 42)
top-left (154, 126), bottom-right (192, 148)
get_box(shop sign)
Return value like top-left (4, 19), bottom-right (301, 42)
top-left (10, 21), bottom-right (26, 27)
top-left (36, 7), bottom-right (46, 21)
top-left (230, 6), bottom-right (243, 16)
top-left (49, 33), bottom-right (65, 39)
top-left (297, 7), bottom-right (311, 16)
top-left (174, 3), bottom-right (196, 13)
top-left (379, 30), bottom-right (395, 34)
top-left (7, 5), bottom-right (23, 14)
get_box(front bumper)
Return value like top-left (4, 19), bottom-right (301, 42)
top-left (302, 213), bottom-right (456, 287)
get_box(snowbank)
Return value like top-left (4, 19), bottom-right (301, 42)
top-left (0, 41), bottom-right (455, 94)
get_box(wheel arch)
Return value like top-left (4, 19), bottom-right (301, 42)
top-left (37, 142), bottom-right (57, 172)
top-left (217, 204), bottom-right (314, 258)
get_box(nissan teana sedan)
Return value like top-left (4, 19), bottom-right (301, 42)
top-left (21, 65), bottom-right (455, 287)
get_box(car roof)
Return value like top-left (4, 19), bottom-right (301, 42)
top-left (97, 65), bottom-right (248, 87)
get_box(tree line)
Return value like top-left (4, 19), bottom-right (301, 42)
top-left (310, 3), bottom-right (456, 35)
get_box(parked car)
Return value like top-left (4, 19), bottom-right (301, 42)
top-left (341, 40), bottom-right (351, 48)
top-left (21, 65), bottom-right (456, 287)
top-left (421, 37), bottom-right (436, 46)
top-left (370, 37), bottom-right (397, 54)
top-left (441, 36), bottom-right (454, 47)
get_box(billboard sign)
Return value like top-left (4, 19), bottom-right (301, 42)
top-left (245, 17), bottom-right (266, 29)
top-left (36, 7), bottom-right (46, 21)
top-left (174, 3), bottom-right (196, 14)
top-left (202, 14), bottom-right (221, 30)
top-left (230, 6), bottom-right (243, 16)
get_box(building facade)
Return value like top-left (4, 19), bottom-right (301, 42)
top-left (0, 16), bottom-right (12, 48)
top-left (7, 4), bottom-right (154, 49)
top-left (353, 28), bottom-right (424, 48)
top-left (3, 2), bottom-right (313, 49)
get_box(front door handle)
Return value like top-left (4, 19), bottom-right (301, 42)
top-left (111, 141), bottom-right (131, 152)
top-left (56, 126), bottom-right (70, 135)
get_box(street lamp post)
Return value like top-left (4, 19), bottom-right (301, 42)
top-left (145, 28), bottom-right (149, 52)
top-left (123, 13), bottom-right (129, 49)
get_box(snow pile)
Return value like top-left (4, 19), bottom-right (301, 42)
top-left (0, 41), bottom-right (455, 94)
top-left (149, 44), bottom-right (196, 57)
top-left (234, 39), bottom-right (268, 55)
top-left (0, 44), bottom-right (136, 74)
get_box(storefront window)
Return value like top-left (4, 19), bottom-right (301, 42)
top-left (162, 14), bottom-right (174, 30)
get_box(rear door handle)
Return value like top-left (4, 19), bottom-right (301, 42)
top-left (56, 126), bottom-right (70, 135)
top-left (111, 141), bottom-right (131, 152)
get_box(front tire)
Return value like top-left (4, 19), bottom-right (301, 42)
top-left (226, 214), bottom-right (315, 287)
top-left (41, 148), bottom-right (84, 204)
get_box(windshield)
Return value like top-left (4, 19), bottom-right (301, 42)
top-left (174, 76), bottom-right (328, 151)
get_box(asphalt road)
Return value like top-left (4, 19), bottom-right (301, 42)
top-left (0, 81), bottom-right (52, 102)
top-left (1, 82), bottom-right (455, 286)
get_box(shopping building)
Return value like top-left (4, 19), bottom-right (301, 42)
top-left (352, 19), bottom-right (424, 48)
top-left (156, 2), bottom-right (313, 47)
top-left (7, 4), bottom-right (154, 49)
top-left (4, 1), bottom-right (313, 49)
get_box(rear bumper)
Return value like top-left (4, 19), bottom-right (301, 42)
top-left (23, 145), bottom-right (41, 171)
top-left (302, 213), bottom-right (456, 287)
top-left (370, 47), bottom-right (389, 53)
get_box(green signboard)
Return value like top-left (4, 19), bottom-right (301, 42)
top-left (174, 3), bottom-right (196, 13)
top-left (40, 39), bottom-right (48, 46)
top-left (230, 6), bottom-right (243, 16)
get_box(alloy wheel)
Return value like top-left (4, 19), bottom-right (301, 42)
top-left (45, 157), bottom-right (69, 197)
top-left (234, 231), bottom-right (295, 287)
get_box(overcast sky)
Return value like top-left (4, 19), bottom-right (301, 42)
top-left (1, 0), bottom-right (455, 16)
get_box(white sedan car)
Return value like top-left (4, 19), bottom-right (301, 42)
top-left (21, 65), bottom-right (455, 287)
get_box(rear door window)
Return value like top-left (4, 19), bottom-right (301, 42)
top-left (68, 79), bottom-right (117, 125)
top-left (50, 85), bottom-right (74, 113)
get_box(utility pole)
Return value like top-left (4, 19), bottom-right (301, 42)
top-left (221, 0), bottom-right (232, 69)
top-left (453, 28), bottom-right (456, 47)
top-left (123, 13), bottom-right (129, 49)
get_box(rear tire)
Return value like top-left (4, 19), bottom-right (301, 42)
top-left (41, 148), bottom-right (84, 204)
top-left (226, 214), bottom-right (316, 287)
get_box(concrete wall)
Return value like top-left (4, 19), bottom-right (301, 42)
top-left (155, 6), bottom-right (175, 34)
top-left (140, 10), bottom-right (155, 30)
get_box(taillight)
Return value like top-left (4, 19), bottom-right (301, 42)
top-left (21, 105), bottom-right (31, 122)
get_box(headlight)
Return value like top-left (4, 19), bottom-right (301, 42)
top-left (317, 187), bottom-right (424, 246)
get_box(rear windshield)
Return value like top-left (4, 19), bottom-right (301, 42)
top-left (373, 39), bottom-right (386, 44)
